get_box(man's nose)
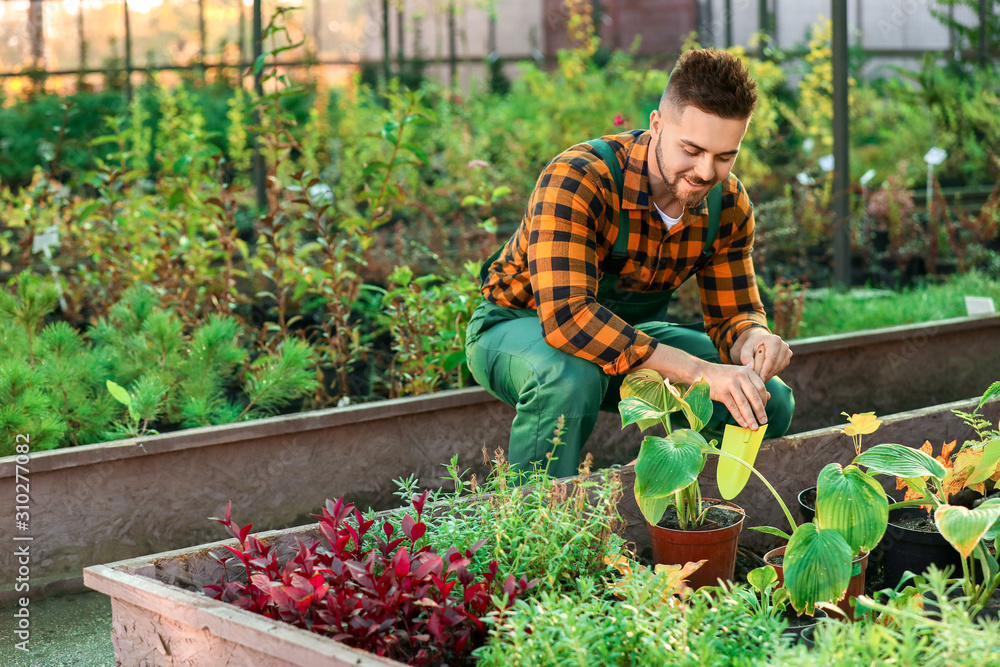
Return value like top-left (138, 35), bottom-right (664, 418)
top-left (692, 156), bottom-right (715, 183)
top-left (694, 159), bottom-right (715, 183)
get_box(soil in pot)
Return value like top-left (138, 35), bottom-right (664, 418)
top-left (647, 499), bottom-right (745, 591)
top-left (764, 546), bottom-right (868, 622)
top-left (876, 506), bottom-right (963, 591)
top-left (656, 505), bottom-right (743, 531)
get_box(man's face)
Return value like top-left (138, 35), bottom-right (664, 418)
top-left (649, 104), bottom-right (749, 208)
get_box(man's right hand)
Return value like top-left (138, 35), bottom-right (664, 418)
top-left (634, 344), bottom-right (770, 430)
top-left (698, 363), bottom-right (769, 430)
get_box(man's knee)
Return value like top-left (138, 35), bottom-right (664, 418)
top-left (532, 354), bottom-right (607, 417)
top-left (764, 378), bottom-right (795, 437)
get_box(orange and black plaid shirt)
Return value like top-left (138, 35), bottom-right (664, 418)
top-left (481, 130), bottom-right (769, 375)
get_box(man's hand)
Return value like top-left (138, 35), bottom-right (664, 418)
top-left (732, 329), bottom-right (792, 383)
top-left (699, 363), bottom-right (770, 430)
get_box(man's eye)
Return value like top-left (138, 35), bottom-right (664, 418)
top-left (684, 150), bottom-right (699, 157)
top-left (717, 156), bottom-right (734, 163)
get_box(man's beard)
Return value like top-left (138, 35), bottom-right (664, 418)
top-left (654, 135), bottom-right (717, 209)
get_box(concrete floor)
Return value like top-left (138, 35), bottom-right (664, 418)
top-left (0, 591), bottom-right (115, 666)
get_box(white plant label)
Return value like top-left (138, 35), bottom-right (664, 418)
top-left (818, 154), bottom-right (835, 172)
top-left (924, 147), bottom-right (948, 166)
top-left (32, 225), bottom-right (59, 255)
top-left (965, 296), bottom-right (996, 316)
top-left (860, 169), bottom-right (876, 186)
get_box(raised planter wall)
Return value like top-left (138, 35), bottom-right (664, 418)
top-left (783, 314), bottom-right (1000, 434)
top-left (3, 314), bottom-right (999, 605)
top-left (85, 395), bottom-right (1000, 665)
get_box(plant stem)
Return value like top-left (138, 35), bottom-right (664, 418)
top-left (711, 449), bottom-right (798, 532)
top-left (886, 495), bottom-right (939, 511)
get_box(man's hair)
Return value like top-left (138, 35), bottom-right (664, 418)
top-left (660, 49), bottom-right (758, 121)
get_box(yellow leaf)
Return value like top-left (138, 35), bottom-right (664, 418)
top-left (604, 555), bottom-right (633, 577)
top-left (843, 412), bottom-right (882, 436)
top-left (919, 441), bottom-right (934, 457)
top-left (651, 560), bottom-right (706, 601)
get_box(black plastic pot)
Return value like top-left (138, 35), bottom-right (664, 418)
top-left (798, 486), bottom-right (816, 523)
top-left (878, 506), bottom-right (963, 590)
top-left (782, 607), bottom-right (827, 645)
top-left (799, 624), bottom-right (819, 650)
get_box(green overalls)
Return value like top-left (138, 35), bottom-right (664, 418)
top-left (466, 139), bottom-right (794, 478)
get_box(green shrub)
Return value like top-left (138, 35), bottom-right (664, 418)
top-left (474, 572), bottom-right (785, 666)
top-left (0, 278), bottom-right (317, 454)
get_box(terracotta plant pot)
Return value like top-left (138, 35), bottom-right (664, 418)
top-left (764, 545), bottom-right (869, 622)
top-left (647, 499), bottom-right (744, 590)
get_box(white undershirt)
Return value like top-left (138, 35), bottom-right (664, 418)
top-left (653, 202), bottom-right (684, 231)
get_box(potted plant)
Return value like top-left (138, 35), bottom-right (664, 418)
top-left (880, 381), bottom-right (1000, 589)
top-left (764, 412), bottom-right (891, 619)
top-left (618, 370), bottom-right (799, 589)
top-left (798, 411), bottom-right (883, 522)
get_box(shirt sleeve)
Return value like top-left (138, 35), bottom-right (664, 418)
top-left (697, 182), bottom-right (770, 364)
top-left (527, 159), bottom-right (657, 375)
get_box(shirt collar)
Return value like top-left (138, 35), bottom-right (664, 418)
top-left (624, 130), bottom-right (708, 217)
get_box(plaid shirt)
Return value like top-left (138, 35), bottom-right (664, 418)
top-left (481, 130), bottom-right (769, 375)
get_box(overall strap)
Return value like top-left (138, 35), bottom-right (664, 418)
top-left (585, 139), bottom-right (630, 275)
top-left (701, 182), bottom-right (723, 262)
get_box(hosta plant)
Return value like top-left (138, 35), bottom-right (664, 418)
top-left (618, 369), bottom-right (796, 531)
top-left (205, 493), bottom-right (536, 666)
top-left (871, 381), bottom-right (1000, 611)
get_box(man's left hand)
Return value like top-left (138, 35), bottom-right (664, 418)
top-left (733, 330), bottom-right (791, 383)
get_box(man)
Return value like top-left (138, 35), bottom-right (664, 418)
top-left (466, 49), bottom-right (794, 478)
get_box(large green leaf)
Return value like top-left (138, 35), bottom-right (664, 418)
top-left (620, 370), bottom-right (668, 430)
top-left (935, 503), bottom-right (1000, 559)
top-left (815, 463), bottom-right (888, 554)
top-left (855, 443), bottom-right (947, 481)
top-left (783, 523), bottom-right (853, 615)
top-left (678, 378), bottom-right (713, 432)
top-left (637, 494), bottom-right (673, 531)
top-left (619, 396), bottom-right (667, 432)
top-left (633, 431), bottom-right (707, 525)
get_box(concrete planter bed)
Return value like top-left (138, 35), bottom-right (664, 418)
top-left (3, 313), bottom-right (999, 606)
top-left (83, 396), bottom-right (999, 665)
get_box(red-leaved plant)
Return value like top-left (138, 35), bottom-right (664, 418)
top-left (204, 492), bottom-right (536, 666)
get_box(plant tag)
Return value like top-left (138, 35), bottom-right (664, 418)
top-left (965, 296), bottom-right (996, 316)
top-left (818, 154), bottom-right (835, 172)
top-left (32, 225), bottom-right (59, 255)
top-left (924, 147), bottom-right (948, 165)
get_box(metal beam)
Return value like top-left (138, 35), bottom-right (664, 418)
top-left (252, 0), bottom-right (266, 212)
top-left (832, 0), bottom-right (851, 288)
top-left (980, 0), bottom-right (990, 67)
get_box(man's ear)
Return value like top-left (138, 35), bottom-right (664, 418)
top-left (649, 109), bottom-right (661, 134)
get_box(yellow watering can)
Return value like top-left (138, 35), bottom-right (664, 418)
top-left (717, 423), bottom-right (768, 500)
